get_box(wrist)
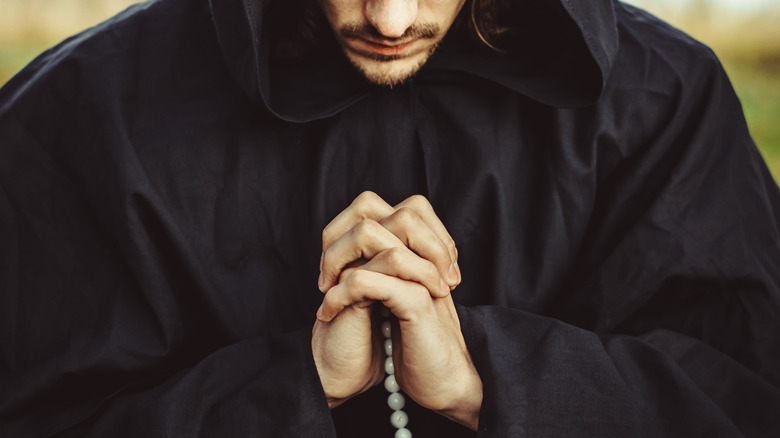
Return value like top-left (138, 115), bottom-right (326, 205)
top-left (326, 395), bottom-right (348, 410)
top-left (312, 353), bottom-right (384, 410)
top-left (322, 374), bottom-right (383, 409)
top-left (437, 366), bottom-right (483, 431)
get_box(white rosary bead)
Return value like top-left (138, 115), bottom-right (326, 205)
top-left (395, 428), bottom-right (412, 438)
top-left (390, 409), bottom-right (409, 429)
top-left (384, 374), bottom-right (400, 393)
top-left (382, 313), bottom-right (411, 436)
top-left (381, 320), bottom-right (392, 338)
top-left (387, 392), bottom-right (406, 411)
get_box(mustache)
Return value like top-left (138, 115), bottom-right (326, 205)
top-left (339, 23), bottom-right (439, 43)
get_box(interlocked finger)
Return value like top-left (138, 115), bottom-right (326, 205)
top-left (321, 191), bottom-right (395, 256)
top-left (341, 247), bottom-right (450, 298)
top-left (394, 195), bottom-right (458, 267)
top-left (380, 207), bottom-right (459, 288)
top-left (317, 270), bottom-right (432, 322)
top-left (319, 192), bottom-right (461, 293)
top-left (319, 219), bottom-right (407, 292)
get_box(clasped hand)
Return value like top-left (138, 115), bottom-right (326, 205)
top-left (311, 192), bottom-right (482, 430)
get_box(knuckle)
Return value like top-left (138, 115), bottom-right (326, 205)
top-left (430, 238), bottom-right (450, 261)
top-left (353, 218), bottom-right (381, 241)
top-left (382, 246), bottom-right (406, 266)
top-left (393, 207), bottom-right (420, 228)
top-left (406, 194), bottom-right (431, 211)
top-left (346, 269), bottom-right (371, 289)
top-left (338, 267), bottom-right (356, 283)
top-left (354, 191), bottom-right (381, 212)
top-left (446, 239), bottom-right (458, 259)
top-left (324, 291), bottom-right (348, 316)
top-left (357, 190), bottom-right (380, 203)
top-left (423, 261), bottom-right (441, 285)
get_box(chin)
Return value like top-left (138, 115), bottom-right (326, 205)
top-left (346, 49), bottom-right (433, 88)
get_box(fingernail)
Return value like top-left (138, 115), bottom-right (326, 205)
top-left (449, 263), bottom-right (459, 283)
top-left (316, 304), bottom-right (325, 321)
top-left (318, 271), bottom-right (325, 290)
top-left (319, 253), bottom-right (324, 271)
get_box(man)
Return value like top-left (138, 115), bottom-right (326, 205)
top-left (1, 0), bottom-right (779, 436)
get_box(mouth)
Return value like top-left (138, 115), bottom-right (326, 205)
top-left (356, 38), bottom-right (418, 57)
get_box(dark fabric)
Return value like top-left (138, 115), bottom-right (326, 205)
top-left (1, 0), bottom-right (779, 436)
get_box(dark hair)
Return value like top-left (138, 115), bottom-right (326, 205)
top-left (470, 0), bottom-right (512, 51)
top-left (266, 0), bottom-right (511, 57)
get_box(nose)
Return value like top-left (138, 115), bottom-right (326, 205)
top-left (365, 0), bottom-right (418, 39)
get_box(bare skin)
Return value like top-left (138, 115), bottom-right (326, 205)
top-left (310, 3), bottom-right (481, 424)
top-left (318, 0), bottom-right (467, 86)
top-left (311, 192), bottom-right (482, 430)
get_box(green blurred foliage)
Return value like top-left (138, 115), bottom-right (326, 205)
top-left (0, 40), bottom-right (50, 85)
top-left (0, 0), bottom-right (778, 185)
top-left (725, 61), bottom-right (780, 182)
top-left (626, 0), bottom-right (780, 184)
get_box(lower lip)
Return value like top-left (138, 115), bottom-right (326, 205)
top-left (362, 40), bottom-right (416, 56)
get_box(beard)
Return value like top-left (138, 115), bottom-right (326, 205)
top-left (343, 42), bottom-right (441, 87)
top-left (336, 23), bottom-right (443, 87)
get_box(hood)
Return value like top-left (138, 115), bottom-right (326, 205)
top-left (208, 0), bottom-right (619, 123)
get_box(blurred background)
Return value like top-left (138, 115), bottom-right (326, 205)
top-left (1, 0), bottom-right (778, 184)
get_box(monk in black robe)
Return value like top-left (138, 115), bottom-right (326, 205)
top-left (1, 0), bottom-right (779, 436)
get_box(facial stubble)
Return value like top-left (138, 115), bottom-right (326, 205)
top-left (338, 23), bottom-right (442, 87)
top-left (344, 43), bottom-right (441, 87)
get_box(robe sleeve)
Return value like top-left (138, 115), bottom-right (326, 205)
top-left (0, 121), bottom-right (335, 437)
top-left (459, 306), bottom-right (780, 436)
top-left (0, 58), bottom-right (337, 438)
top-left (458, 40), bottom-right (780, 437)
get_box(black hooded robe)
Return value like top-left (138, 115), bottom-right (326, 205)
top-left (1, 0), bottom-right (779, 436)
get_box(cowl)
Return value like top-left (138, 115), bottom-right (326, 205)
top-left (208, 0), bottom-right (619, 122)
